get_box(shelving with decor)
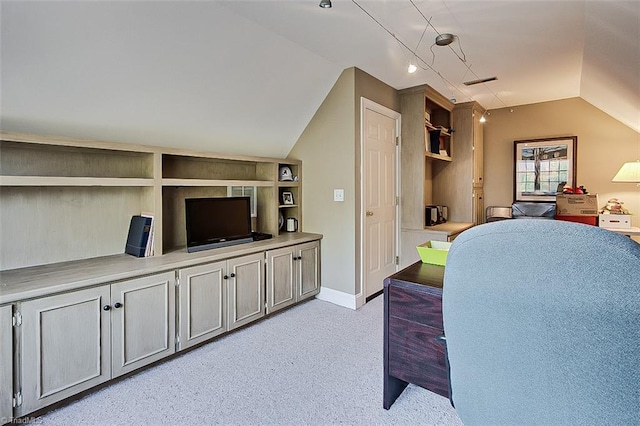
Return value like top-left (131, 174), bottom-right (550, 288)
top-left (161, 152), bottom-right (278, 253)
top-left (398, 84), bottom-right (476, 267)
top-left (0, 133), bottom-right (157, 270)
top-left (0, 132), bottom-right (305, 268)
top-left (432, 101), bottom-right (486, 224)
top-left (277, 161), bottom-right (302, 235)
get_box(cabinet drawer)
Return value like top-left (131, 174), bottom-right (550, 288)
top-left (388, 285), bottom-right (442, 329)
top-left (388, 315), bottom-right (449, 398)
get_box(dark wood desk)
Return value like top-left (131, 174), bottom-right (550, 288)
top-left (383, 261), bottom-right (449, 409)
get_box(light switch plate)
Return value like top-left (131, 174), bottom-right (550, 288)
top-left (334, 189), bottom-right (344, 202)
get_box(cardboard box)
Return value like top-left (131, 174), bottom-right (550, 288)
top-left (555, 194), bottom-right (599, 216)
top-left (556, 215), bottom-right (598, 226)
top-left (599, 214), bottom-right (631, 229)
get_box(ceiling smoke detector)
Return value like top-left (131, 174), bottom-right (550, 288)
top-left (435, 33), bottom-right (456, 46)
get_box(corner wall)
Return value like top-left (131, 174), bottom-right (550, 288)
top-left (288, 67), bottom-right (399, 308)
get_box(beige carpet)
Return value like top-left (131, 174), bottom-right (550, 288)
top-left (37, 295), bottom-right (463, 425)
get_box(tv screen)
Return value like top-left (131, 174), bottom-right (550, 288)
top-left (185, 197), bottom-right (253, 253)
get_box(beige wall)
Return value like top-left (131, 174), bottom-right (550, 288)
top-left (288, 67), bottom-right (399, 298)
top-left (484, 97), bottom-right (640, 237)
top-left (288, 68), bottom-right (357, 295)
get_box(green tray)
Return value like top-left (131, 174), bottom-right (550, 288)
top-left (416, 241), bottom-right (452, 266)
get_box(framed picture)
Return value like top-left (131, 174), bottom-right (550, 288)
top-left (282, 191), bottom-right (294, 205)
top-left (514, 136), bottom-right (577, 202)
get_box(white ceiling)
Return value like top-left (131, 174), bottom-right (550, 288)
top-left (1, 1), bottom-right (638, 157)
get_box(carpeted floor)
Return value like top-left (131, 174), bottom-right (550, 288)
top-left (36, 295), bottom-right (463, 425)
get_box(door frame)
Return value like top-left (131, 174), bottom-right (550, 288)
top-left (356, 97), bottom-right (401, 309)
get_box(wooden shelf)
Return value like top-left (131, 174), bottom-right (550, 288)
top-left (425, 152), bottom-right (452, 162)
top-left (1, 131), bottom-right (302, 270)
top-left (278, 204), bottom-right (299, 208)
top-left (162, 179), bottom-right (274, 187)
top-left (425, 121), bottom-right (452, 137)
top-left (0, 176), bottom-right (154, 187)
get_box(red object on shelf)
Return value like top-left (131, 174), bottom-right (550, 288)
top-left (555, 215), bottom-right (598, 226)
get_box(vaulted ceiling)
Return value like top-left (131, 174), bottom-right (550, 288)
top-left (1, 1), bottom-right (638, 157)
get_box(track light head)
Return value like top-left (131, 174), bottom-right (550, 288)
top-left (435, 33), bottom-right (456, 46)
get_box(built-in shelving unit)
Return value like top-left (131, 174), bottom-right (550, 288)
top-left (0, 132), bottom-right (303, 270)
top-left (277, 162), bottom-right (301, 234)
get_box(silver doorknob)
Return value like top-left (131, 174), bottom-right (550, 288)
top-left (366, 211), bottom-right (374, 217)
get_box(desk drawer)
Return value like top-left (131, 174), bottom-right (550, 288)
top-left (388, 285), bottom-right (442, 329)
top-left (388, 315), bottom-right (449, 398)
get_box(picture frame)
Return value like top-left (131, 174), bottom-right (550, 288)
top-left (513, 136), bottom-right (577, 202)
top-left (282, 191), bottom-right (294, 205)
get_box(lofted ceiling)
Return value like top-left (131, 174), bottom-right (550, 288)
top-left (1, 1), bottom-right (638, 158)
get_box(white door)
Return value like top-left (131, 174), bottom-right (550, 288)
top-left (363, 101), bottom-right (399, 299)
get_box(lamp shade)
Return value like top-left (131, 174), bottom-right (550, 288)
top-left (612, 160), bottom-right (640, 182)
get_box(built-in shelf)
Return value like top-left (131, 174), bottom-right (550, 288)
top-left (162, 179), bottom-right (274, 187)
top-left (0, 176), bottom-right (155, 187)
top-left (425, 121), bottom-right (452, 137)
top-left (0, 131), bottom-right (302, 270)
top-left (425, 152), bottom-right (452, 162)
top-left (278, 204), bottom-right (299, 208)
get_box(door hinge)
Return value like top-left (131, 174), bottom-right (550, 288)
top-left (13, 391), bottom-right (22, 408)
top-left (395, 256), bottom-right (399, 265)
top-left (395, 136), bottom-right (399, 146)
top-left (12, 311), bottom-right (22, 327)
top-left (396, 196), bottom-right (399, 206)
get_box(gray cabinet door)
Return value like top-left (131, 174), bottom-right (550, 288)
top-left (19, 286), bottom-right (111, 416)
top-left (1, 305), bottom-right (13, 423)
top-left (178, 261), bottom-right (226, 350)
top-left (227, 253), bottom-right (264, 331)
top-left (265, 246), bottom-right (296, 314)
top-left (111, 272), bottom-right (175, 377)
top-left (298, 241), bottom-right (320, 301)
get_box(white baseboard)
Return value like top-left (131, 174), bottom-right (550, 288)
top-left (316, 287), bottom-right (357, 310)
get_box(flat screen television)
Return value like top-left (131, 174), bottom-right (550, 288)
top-left (185, 196), bottom-right (253, 253)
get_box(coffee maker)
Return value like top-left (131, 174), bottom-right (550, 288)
top-left (425, 205), bottom-right (448, 226)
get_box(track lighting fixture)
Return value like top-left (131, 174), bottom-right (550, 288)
top-left (408, 63), bottom-right (417, 73)
top-left (319, 0), bottom-right (332, 8)
top-left (479, 114), bottom-right (487, 123)
top-left (435, 33), bottom-right (456, 46)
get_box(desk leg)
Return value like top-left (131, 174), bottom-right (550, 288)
top-left (383, 283), bottom-right (408, 409)
top-left (383, 373), bottom-right (408, 409)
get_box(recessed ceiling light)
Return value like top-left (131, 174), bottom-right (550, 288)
top-left (463, 77), bottom-right (498, 86)
top-left (319, 0), bottom-right (332, 8)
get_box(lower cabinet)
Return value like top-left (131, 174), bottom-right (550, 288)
top-left (226, 253), bottom-right (265, 331)
top-left (178, 252), bottom-right (266, 350)
top-left (266, 241), bottom-right (320, 314)
top-left (6, 239), bottom-right (320, 419)
top-left (177, 261), bottom-right (227, 350)
top-left (1, 305), bottom-right (13, 424)
top-left (110, 273), bottom-right (176, 377)
top-left (17, 272), bottom-right (175, 416)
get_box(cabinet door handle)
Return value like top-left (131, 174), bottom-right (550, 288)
top-left (230, 273), bottom-right (236, 278)
top-left (366, 211), bottom-right (374, 217)
top-left (223, 275), bottom-right (229, 280)
top-left (113, 302), bottom-right (123, 309)
top-left (435, 334), bottom-right (446, 344)
top-left (103, 305), bottom-right (111, 311)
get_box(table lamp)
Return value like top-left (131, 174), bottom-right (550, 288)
top-left (612, 160), bottom-right (640, 187)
